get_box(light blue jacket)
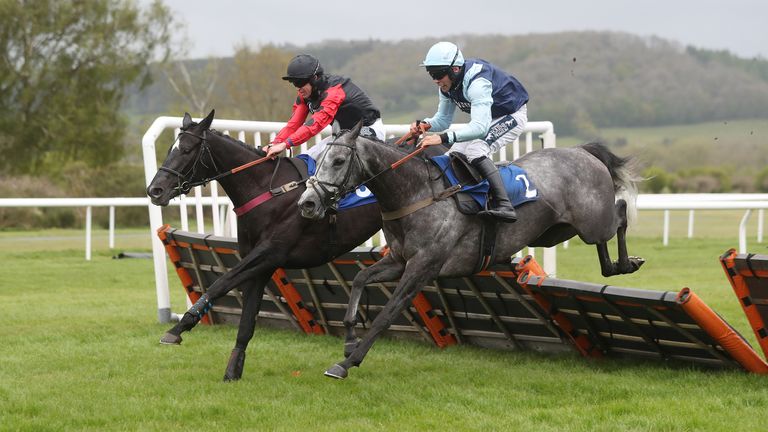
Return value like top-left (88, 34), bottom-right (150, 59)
top-left (424, 59), bottom-right (528, 143)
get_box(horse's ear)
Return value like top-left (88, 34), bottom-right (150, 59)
top-left (199, 109), bottom-right (215, 130)
top-left (331, 121), bottom-right (342, 139)
top-left (182, 112), bottom-right (193, 129)
top-left (349, 119), bottom-right (363, 139)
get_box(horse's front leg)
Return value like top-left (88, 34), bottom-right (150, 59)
top-left (160, 243), bottom-right (276, 344)
top-left (343, 254), bottom-right (405, 357)
top-left (223, 271), bottom-right (273, 381)
top-left (326, 257), bottom-right (440, 379)
top-left (159, 280), bottom-right (230, 345)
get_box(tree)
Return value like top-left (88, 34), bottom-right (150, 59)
top-left (163, 58), bottom-right (220, 118)
top-left (0, 0), bottom-right (175, 175)
top-left (226, 44), bottom-right (295, 122)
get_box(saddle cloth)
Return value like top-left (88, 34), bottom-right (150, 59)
top-left (429, 155), bottom-right (539, 214)
top-left (298, 154), bottom-right (377, 210)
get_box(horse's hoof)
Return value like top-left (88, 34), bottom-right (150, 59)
top-left (159, 332), bottom-right (182, 345)
top-left (324, 364), bottom-right (348, 380)
top-left (223, 372), bottom-right (241, 382)
top-left (629, 256), bottom-right (645, 272)
top-left (223, 349), bottom-right (245, 382)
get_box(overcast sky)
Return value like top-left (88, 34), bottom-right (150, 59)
top-left (151, 0), bottom-right (767, 60)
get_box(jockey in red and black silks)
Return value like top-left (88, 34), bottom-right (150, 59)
top-left (264, 54), bottom-right (384, 160)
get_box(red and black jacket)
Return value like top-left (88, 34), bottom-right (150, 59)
top-left (273, 75), bottom-right (381, 147)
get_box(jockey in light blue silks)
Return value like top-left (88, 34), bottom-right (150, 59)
top-left (414, 42), bottom-right (529, 223)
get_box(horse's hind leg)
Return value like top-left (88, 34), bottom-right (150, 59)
top-left (342, 254), bottom-right (405, 357)
top-left (596, 199), bottom-right (645, 276)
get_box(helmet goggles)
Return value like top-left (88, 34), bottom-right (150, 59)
top-left (426, 66), bottom-right (451, 80)
top-left (288, 77), bottom-right (310, 88)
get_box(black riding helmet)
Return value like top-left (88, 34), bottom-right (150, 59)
top-left (282, 54), bottom-right (324, 87)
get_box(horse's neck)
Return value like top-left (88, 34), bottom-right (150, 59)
top-left (207, 134), bottom-right (273, 206)
top-left (359, 139), bottom-right (434, 211)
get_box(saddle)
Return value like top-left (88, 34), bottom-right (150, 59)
top-left (445, 153), bottom-right (485, 215)
top-left (431, 153), bottom-right (538, 215)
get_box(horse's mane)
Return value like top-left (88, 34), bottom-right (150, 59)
top-left (208, 128), bottom-right (268, 157)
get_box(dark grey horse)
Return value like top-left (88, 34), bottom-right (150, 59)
top-left (297, 121), bottom-right (645, 379)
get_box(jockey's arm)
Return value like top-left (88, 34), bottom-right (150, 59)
top-left (446, 78), bottom-right (493, 144)
top-left (282, 85), bottom-right (345, 147)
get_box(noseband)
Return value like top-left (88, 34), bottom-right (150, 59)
top-left (159, 130), bottom-right (221, 194)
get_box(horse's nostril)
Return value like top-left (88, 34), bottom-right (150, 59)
top-left (301, 200), bottom-right (316, 211)
top-left (148, 187), bottom-right (164, 198)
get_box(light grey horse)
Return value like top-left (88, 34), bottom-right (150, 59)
top-left (297, 121), bottom-right (644, 379)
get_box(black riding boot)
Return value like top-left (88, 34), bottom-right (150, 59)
top-left (471, 156), bottom-right (518, 223)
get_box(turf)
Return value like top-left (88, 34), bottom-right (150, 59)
top-left (2, 225), bottom-right (768, 431)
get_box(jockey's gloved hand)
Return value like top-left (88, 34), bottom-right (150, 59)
top-left (409, 120), bottom-right (430, 136)
top-left (263, 142), bottom-right (288, 159)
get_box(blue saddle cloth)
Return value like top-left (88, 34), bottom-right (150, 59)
top-left (428, 155), bottom-right (539, 208)
top-left (298, 154), bottom-right (538, 211)
top-left (298, 154), bottom-right (377, 210)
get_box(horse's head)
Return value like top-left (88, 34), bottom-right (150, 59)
top-left (147, 110), bottom-right (217, 206)
top-left (298, 121), bottom-right (367, 220)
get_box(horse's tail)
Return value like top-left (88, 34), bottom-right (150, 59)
top-left (580, 142), bottom-right (641, 226)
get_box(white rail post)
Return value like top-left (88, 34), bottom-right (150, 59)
top-left (663, 210), bottom-right (670, 246)
top-left (739, 210), bottom-right (752, 253)
top-left (109, 206), bottom-right (115, 249)
top-left (538, 123), bottom-right (557, 275)
top-left (85, 206), bottom-right (92, 261)
top-left (142, 116), bottom-right (175, 323)
top-left (687, 210), bottom-right (694, 239)
top-left (758, 209), bottom-right (764, 243)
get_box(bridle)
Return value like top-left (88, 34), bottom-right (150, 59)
top-left (305, 138), bottom-right (366, 211)
top-left (159, 130), bottom-right (222, 194)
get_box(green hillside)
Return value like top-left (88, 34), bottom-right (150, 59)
top-left (126, 31), bottom-right (768, 138)
top-left (122, 31), bottom-right (768, 192)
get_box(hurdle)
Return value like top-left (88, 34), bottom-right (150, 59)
top-left (720, 249), bottom-right (768, 359)
top-left (158, 226), bottom-right (768, 373)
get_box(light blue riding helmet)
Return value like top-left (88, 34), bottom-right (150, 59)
top-left (421, 42), bottom-right (464, 67)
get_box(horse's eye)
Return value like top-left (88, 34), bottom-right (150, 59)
top-left (179, 142), bottom-right (194, 153)
top-left (332, 157), bottom-right (345, 167)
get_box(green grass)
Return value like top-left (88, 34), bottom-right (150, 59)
top-left (2, 224), bottom-right (768, 431)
